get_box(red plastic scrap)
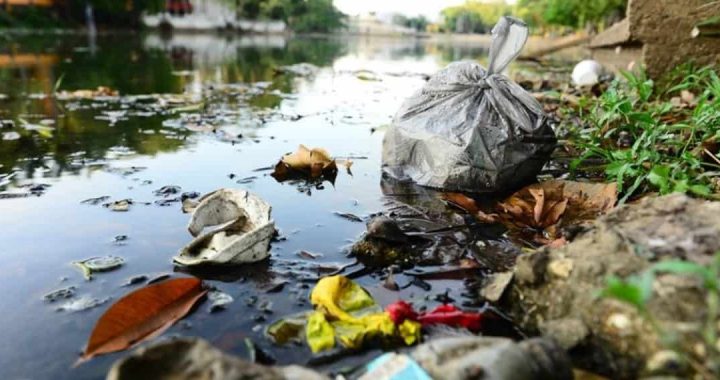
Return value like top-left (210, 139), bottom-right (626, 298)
top-left (386, 301), bottom-right (483, 331)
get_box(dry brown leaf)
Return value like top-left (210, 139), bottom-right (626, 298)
top-left (442, 193), bottom-right (500, 223)
top-left (561, 181), bottom-right (618, 222)
top-left (335, 158), bottom-right (353, 169)
top-left (272, 144), bottom-right (339, 180)
top-left (542, 198), bottom-right (568, 227)
top-left (529, 188), bottom-right (545, 224)
top-left (476, 210), bottom-right (500, 224)
top-left (497, 180), bottom-right (617, 245)
top-left (78, 277), bottom-right (206, 363)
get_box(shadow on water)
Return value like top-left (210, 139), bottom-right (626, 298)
top-left (0, 32), bottom-right (566, 380)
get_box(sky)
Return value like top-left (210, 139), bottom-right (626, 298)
top-left (334, 0), bottom-right (468, 20)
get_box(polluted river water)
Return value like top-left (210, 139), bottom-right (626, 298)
top-left (0, 33), bottom-right (579, 379)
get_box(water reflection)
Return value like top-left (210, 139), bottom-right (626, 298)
top-left (0, 32), bottom-right (570, 380)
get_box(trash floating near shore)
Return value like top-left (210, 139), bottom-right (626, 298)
top-left (174, 189), bottom-right (275, 266)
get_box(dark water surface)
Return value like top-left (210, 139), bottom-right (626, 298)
top-left (0, 33), bottom-right (555, 380)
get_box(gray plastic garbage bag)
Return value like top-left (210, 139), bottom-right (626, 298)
top-left (382, 17), bottom-right (556, 192)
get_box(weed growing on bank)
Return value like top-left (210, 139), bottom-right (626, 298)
top-left (561, 65), bottom-right (720, 203)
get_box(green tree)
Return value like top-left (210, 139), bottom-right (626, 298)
top-left (392, 14), bottom-right (429, 32)
top-left (236, 0), bottom-right (345, 33)
top-left (440, 1), bottom-right (510, 34)
top-left (515, 0), bottom-right (626, 31)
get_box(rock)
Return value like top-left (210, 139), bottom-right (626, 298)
top-left (589, 18), bottom-right (632, 48)
top-left (590, 0), bottom-right (720, 78)
top-left (572, 60), bottom-right (604, 87)
top-left (81, 196), bottom-right (111, 205)
top-left (181, 198), bottom-right (198, 213)
top-left (174, 189), bottom-right (275, 266)
top-left (547, 258), bottom-right (574, 279)
top-left (505, 194), bottom-right (720, 379)
top-left (480, 271), bottom-right (513, 302)
top-left (107, 199), bottom-right (131, 212)
top-left (106, 337), bottom-right (327, 380)
top-left (122, 275), bottom-right (148, 286)
top-left (538, 318), bottom-right (589, 350)
top-left (630, 0), bottom-right (720, 79)
top-left (410, 336), bottom-right (572, 380)
top-left (515, 250), bottom-right (548, 285)
top-left (366, 216), bottom-right (409, 244)
top-left (153, 185), bottom-right (181, 197)
top-left (643, 350), bottom-right (686, 376)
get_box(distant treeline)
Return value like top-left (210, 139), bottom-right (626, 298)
top-left (0, 0), bottom-right (346, 32)
top-left (226, 0), bottom-right (345, 32)
top-left (440, 0), bottom-right (627, 34)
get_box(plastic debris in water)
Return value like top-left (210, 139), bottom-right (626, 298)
top-left (174, 189), bottom-right (275, 266)
top-left (74, 255), bottom-right (125, 280)
top-left (207, 290), bottom-right (234, 313)
top-left (44, 286), bottom-right (77, 302)
top-left (382, 16), bottom-right (555, 192)
top-left (266, 275), bottom-right (421, 353)
top-left (56, 296), bottom-right (110, 312)
top-left (105, 199), bottom-right (132, 212)
top-left (386, 301), bottom-right (483, 331)
top-left (359, 353), bottom-right (432, 380)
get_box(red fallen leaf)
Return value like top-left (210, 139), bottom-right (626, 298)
top-left (442, 192), bottom-right (479, 214)
top-left (78, 277), bottom-right (206, 363)
top-left (386, 301), bottom-right (483, 331)
top-left (442, 193), bottom-right (499, 223)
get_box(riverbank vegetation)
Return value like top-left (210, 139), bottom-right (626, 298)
top-left (551, 65), bottom-right (720, 202)
top-left (440, 0), bottom-right (627, 34)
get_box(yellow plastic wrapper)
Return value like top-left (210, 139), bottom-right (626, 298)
top-left (306, 312), bottom-right (335, 353)
top-left (305, 275), bottom-right (421, 353)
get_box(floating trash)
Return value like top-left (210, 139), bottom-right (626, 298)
top-left (174, 189), bottom-right (275, 266)
top-left (207, 290), bottom-right (234, 313)
top-left (56, 296), bottom-right (110, 312)
top-left (44, 286), bottom-right (77, 302)
top-left (81, 196), bottom-right (111, 205)
top-left (74, 256), bottom-right (125, 280)
top-left (122, 275), bottom-right (148, 287)
top-left (105, 199), bottom-right (132, 212)
top-left (154, 185), bottom-right (182, 197)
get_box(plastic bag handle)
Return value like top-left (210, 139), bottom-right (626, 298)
top-left (486, 17), bottom-right (529, 76)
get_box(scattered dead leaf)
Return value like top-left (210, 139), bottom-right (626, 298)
top-left (497, 180), bottom-right (617, 245)
top-left (442, 192), bottom-right (500, 223)
top-left (272, 144), bottom-right (340, 181)
top-left (57, 86), bottom-right (118, 99)
top-left (78, 277), bottom-right (206, 363)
